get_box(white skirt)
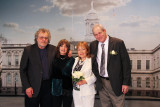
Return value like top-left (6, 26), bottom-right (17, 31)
top-left (73, 90), bottom-right (95, 107)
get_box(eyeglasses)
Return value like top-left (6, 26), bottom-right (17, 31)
top-left (38, 36), bottom-right (49, 40)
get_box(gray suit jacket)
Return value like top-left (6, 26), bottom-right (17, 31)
top-left (20, 43), bottom-right (56, 97)
top-left (90, 36), bottom-right (131, 96)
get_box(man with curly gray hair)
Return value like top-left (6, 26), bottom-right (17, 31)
top-left (20, 28), bottom-right (56, 107)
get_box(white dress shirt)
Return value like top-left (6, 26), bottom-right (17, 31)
top-left (97, 37), bottom-right (109, 77)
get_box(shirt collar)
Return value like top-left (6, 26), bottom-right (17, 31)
top-left (99, 36), bottom-right (109, 45)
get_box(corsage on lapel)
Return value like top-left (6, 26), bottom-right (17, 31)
top-left (110, 50), bottom-right (117, 55)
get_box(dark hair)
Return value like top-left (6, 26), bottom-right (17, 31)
top-left (56, 39), bottom-right (70, 58)
top-left (77, 41), bottom-right (91, 59)
top-left (34, 28), bottom-right (51, 43)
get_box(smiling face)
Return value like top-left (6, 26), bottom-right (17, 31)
top-left (77, 45), bottom-right (87, 61)
top-left (93, 26), bottom-right (107, 43)
top-left (37, 31), bottom-right (49, 49)
top-left (59, 44), bottom-right (68, 55)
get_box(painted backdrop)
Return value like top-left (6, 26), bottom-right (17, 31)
top-left (0, 0), bottom-right (160, 49)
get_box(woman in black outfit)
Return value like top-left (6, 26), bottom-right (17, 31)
top-left (52, 39), bottom-right (75, 107)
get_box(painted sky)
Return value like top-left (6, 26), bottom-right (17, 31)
top-left (0, 0), bottom-right (160, 50)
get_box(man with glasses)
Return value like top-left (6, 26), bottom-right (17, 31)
top-left (20, 28), bottom-right (56, 107)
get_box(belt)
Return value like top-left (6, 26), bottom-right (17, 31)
top-left (100, 76), bottom-right (109, 80)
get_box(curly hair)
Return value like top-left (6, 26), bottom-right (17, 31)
top-left (34, 28), bottom-right (51, 43)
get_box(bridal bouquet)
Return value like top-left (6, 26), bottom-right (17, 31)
top-left (72, 71), bottom-right (85, 91)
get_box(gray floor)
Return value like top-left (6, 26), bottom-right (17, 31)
top-left (0, 96), bottom-right (160, 107)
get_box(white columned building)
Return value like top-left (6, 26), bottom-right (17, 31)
top-left (128, 44), bottom-right (160, 97)
top-left (70, 1), bottom-right (99, 57)
top-left (1, 44), bottom-right (30, 95)
top-left (0, 35), bottom-right (8, 93)
top-left (85, 1), bottom-right (99, 42)
top-left (0, 43), bottom-right (160, 97)
top-left (0, 43), bottom-right (2, 92)
top-left (0, 43), bottom-right (2, 71)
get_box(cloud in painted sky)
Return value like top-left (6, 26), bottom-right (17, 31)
top-left (3, 22), bottom-right (19, 29)
top-left (3, 22), bottom-right (26, 33)
top-left (57, 27), bottom-right (66, 32)
top-left (37, 5), bottom-right (55, 13)
top-left (93, 0), bottom-right (131, 10)
top-left (54, 0), bottom-right (131, 16)
top-left (33, 0), bottom-right (55, 12)
top-left (38, 0), bottom-right (131, 16)
top-left (30, 4), bottom-right (36, 8)
top-left (0, 0), bottom-right (159, 50)
top-left (120, 16), bottom-right (160, 28)
top-left (25, 25), bottom-right (41, 29)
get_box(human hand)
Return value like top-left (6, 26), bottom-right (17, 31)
top-left (26, 87), bottom-right (33, 98)
top-left (122, 85), bottom-right (129, 94)
top-left (77, 80), bottom-right (87, 86)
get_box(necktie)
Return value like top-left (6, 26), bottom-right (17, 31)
top-left (100, 44), bottom-right (105, 76)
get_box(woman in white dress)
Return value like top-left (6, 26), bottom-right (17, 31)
top-left (72, 41), bottom-right (96, 107)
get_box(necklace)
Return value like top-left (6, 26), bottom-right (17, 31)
top-left (60, 57), bottom-right (66, 60)
top-left (79, 60), bottom-right (84, 65)
top-left (60, 55), bottom-right (66, 60)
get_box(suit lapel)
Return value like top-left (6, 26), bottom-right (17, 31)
top-left (92, 41), bottom-right (98, 63)
top-left (107, 36), bottom-right (114, 65)
top-left (35, 44), bottom-right (41, 63)
top-left (46, 45), bottom-right (51, 68)
top-left (33, 44), bottom-right (43, 67)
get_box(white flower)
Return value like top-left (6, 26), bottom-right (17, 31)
top-left (110, 50), bottom-right (117, 55)
top-left (72, 71), bottom-right (85, 91)
top-left (72, 71), bottom-right (84, 79)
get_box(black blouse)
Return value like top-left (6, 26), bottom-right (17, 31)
top-left (52, 55), bottom-right (74, 90)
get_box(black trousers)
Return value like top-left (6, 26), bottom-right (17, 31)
top-left (52, 90), bottom-right (73, 107)
top-left (25, 80), bottom-right (52, 107)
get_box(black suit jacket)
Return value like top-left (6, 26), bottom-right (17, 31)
top-left (90, 36), bottom-right (131, 96)
top-left (20, 43), bottom-right (56, 97)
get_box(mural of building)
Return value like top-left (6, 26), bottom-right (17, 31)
top-left (0, 43), bottom-right (2, 93)
top-left (0, 35), bottom-right (8, 93)
top-left (69, 1), bottom-right (160, 97)
top-left (0, 44), bottom-right (2, 67)
top-left (128, 44), bottom-right (160, 97)
top-left (0, 43), bottom-right (160, 97)
top-left (70, 1), bottom-right (98, 57)
top-left (0, 1), bottom-right (159, 97)
top-left (0, 44), bottom-right (30, 95)
top-left (85, 1), bottom-right (99, 42)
